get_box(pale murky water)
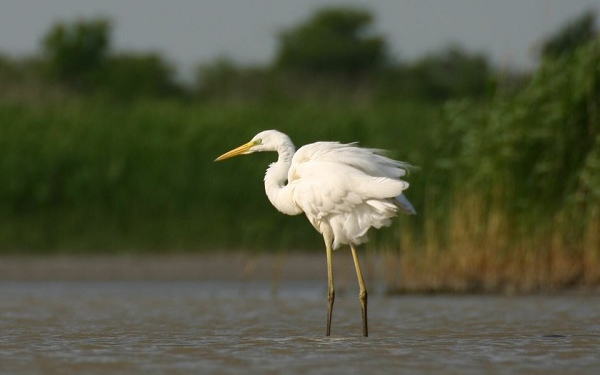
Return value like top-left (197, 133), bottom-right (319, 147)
top-left (0, 281), bottom-right (599, 375)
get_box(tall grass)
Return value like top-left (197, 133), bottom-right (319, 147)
top-left (386, 196), bottom-right (600, 293)
top-left (384, 36), bottom-right (600, 293)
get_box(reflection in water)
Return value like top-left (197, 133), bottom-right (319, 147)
top-left (0, 281), bottom-right (599, 375)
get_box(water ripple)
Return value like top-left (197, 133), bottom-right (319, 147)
top-left (0, 281), bottom-right (599, 375)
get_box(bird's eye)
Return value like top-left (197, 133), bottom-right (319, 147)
top-left (254, 139), bottom-right (262, 145)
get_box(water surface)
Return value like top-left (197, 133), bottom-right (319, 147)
top-left (1, 281), bottom-right (598, 375)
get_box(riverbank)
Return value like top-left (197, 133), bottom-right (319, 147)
top-left (1, 252), bottom-right (598, 296)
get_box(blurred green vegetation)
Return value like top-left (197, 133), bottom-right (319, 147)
top-left (275, 7), bottom-right (386, 75)
top-left (0, 97), bottom-right (437, 251)
top-left (398, 33), bottom-right (599, 292)
top-left (0, 7), bottom-right (599, 291)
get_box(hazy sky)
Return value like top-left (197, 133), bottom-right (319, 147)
top-left (1, 0), bottom-right (598, 77)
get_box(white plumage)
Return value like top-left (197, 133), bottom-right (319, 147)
top-left (288, 140), bottom-right (414, 249)
top-left (215, 129), bottom-right (415, 337)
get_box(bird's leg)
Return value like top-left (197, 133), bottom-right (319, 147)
top-left (350, 244), bottom-right (368, 337)
top-left (325, 239), bottom-right (335, 336)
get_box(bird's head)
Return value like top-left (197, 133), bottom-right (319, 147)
top-left (214, 130), bottom-right (291, 161)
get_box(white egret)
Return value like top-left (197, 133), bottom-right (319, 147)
top-left (215, 130), bottom-right (415, 337)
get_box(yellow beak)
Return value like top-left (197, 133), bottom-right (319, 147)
top-left (214, 141), bottom-right (255, 161)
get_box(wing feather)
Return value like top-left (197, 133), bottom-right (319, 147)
top-left (290, 142), bottom-right (412, 181)
top-left (287, 142), bottom-right (414, 248)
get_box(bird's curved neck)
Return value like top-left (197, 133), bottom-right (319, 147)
top-left (264, 141), bottom-right (299, 215)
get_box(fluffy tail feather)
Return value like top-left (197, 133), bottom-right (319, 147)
top-left (394, 194), bottom-right (416, 215)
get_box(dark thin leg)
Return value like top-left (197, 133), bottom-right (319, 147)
top-left (350, 244), bottom-right (368, 337)
top-left (325, 241), bottom-right (335, 336)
